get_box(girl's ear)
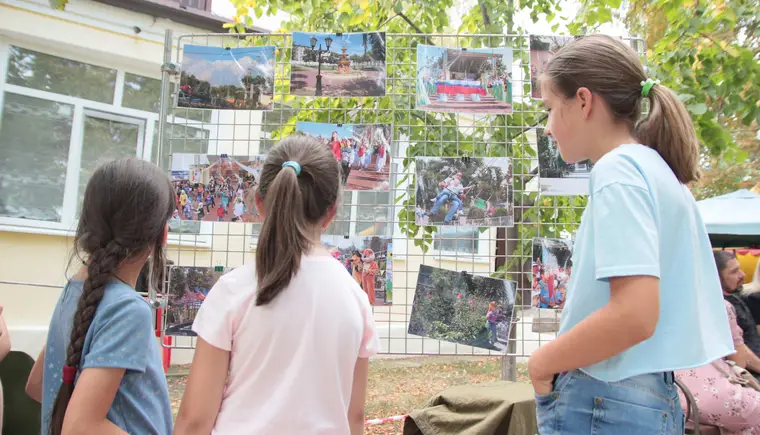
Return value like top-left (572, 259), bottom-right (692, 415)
top-left (576, 87), bottom-right (594, 119)
top-left (322, 203), bottom-right (338, 229)
top-left (254, 191), bottom-right (266, 217)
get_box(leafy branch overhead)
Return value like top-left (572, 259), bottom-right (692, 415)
top-left (571, 0), bottom-right (760, 165)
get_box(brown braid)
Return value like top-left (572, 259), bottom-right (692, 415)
top-left (49, 241), bottom-right (125, 435)
top-left (47, 157), bottom-right (175, 435)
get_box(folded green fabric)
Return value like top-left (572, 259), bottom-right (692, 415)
top-left (403, 381), bottom-right (537, 435)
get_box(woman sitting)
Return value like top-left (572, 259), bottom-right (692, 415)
top-left (676, 300), bottom-right (760, 434)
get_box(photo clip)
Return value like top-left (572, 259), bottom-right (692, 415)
top-left (344, 234), bottom-right (350, 239)
top-left (461, 153), bottom-right (471, 163)
top-left (214, 265), bottom-right (225, 272)
top-left (336, 32), bottom-right (344, 37)
top-left (461, 47), bottom-right (468, 51)
top-left (337, 123), bottom-right (343, 127)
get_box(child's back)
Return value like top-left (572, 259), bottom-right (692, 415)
top-left (193, 254), bottom-right (377, 434)
top-left (175, 136), bottom-right (379, 435)
top-left (42, 280), bottom-right (172, 434)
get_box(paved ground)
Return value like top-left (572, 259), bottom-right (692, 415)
top-left (290, 67), bottom-right (385, 97)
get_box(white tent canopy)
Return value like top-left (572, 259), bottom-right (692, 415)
top-left (697, 189), bottom-right (760, 247)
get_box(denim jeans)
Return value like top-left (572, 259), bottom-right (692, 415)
top-left (535, 369), bottom-right (684, 435)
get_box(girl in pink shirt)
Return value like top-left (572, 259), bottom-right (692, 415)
top-left (174, 136), bottom-right (380, 435)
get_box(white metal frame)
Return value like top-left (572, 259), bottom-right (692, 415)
top-left (0, 38), bottom-right (215, 246)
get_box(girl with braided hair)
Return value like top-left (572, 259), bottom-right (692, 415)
top-left (26, 157), bottom-right (174, 435)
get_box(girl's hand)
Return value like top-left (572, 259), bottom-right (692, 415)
top-left (528, 348), bottom-right (554, 396)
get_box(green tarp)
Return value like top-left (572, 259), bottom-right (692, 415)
top-left (403, 381), bottom-right (538, 435)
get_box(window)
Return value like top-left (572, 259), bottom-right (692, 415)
top-left (169, 0), bottom-right (211, 11)
top-left (433, 226), bottom-right (481, 254)
top-left (152, 121), bottom-right (211, 172)
top-left (0, 94), bottom-right (73, 222)
top-left (122, 73), bottom-right (161, 113)
top-left (6, 46), bottom-right (116, 104)
top-left (0, 43), bottom-right (212, 238)
top-left (356, 191), bottom-right (392, 236)
top-left (77, 112), bottom-right (145, 214)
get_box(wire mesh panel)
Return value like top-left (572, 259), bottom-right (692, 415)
top-left (153, 31), bottom-right (646, 365)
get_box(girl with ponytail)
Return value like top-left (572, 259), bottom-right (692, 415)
top-left (27, 158), bottom-right (174, 434)
top-left (175, 136), bottom-right (379, 435)
top-left (526, 35), bottom-right (733, 434)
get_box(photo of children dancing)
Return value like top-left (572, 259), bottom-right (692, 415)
top-left (295, 122), bottom-right (391, 191)
top-left (170, 153), bottom-right (264, 224)
top-left (531, 237), bottom-right (573, 309)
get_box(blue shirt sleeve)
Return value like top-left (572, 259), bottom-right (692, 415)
top-left (592, 183), bottom-right (660, 280)
top-left (81, 296), bottom-right (154, 373)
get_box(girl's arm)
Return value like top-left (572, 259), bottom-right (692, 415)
top-left (26, 347), bottom-right (45, 403)
top-left (62, 368), bottom-right (129, 435)
top-left (529, 275), bottom-right (659, 385)
top-left (174, 337), bottom-right (230, 435)
top-left (347, 358), bottom-right (369, 435)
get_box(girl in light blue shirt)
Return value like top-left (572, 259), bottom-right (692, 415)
top-left (528, 35), bottom-right (733, 435)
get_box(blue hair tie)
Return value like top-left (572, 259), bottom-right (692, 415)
top-left (281, 161), bottom-right (301, 176)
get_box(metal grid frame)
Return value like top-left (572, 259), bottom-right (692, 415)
top-left (153, 30), bottom-right (646, 377)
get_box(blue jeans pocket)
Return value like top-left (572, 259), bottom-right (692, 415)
top-left (535, 373), bottom-right (572, 434)
top-left (591, 397), bottom-right (668, 435)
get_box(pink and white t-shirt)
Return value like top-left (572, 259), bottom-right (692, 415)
top-left (192, 254), bottom-right (380, 435)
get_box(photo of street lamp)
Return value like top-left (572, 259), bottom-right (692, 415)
top-left (309, 34), bottom-right (333, 96)
top-left (290, 31), bottom-right (386, 97)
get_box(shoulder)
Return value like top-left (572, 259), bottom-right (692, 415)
top-left (88, 283), bottom-right (153, 333)
top-left (591, 144), bottom-right (662, 193)
top-left (208, 263), bottom-right (257, 300)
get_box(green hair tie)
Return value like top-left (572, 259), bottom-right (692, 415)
top-left (640, 78), bottom-right (659, 98)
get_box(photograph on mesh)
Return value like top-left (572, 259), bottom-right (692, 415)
top-left (529, 35), bottom-right (576, 99)
top-left (165, 266), bottom-right (230, 336)
top-left (536, 127), bottom-right (592, 196)
top-left (322, 235), bottom-right (392, 306)
top-left (416, 44), bottom-right (513, 114)
top-left (289, 31), bottom-right (386, 97)
top-left (414, 157), bottom-right (514, 227)
top-left (171, 153), bottom-right (263, 223)
top-left (408, 265), bottom-right (517, 352)
top-left (178, 44), bottom-right (275, 110)
top-left (531, 237), bottom-right (573, 309)
top-left (295, 122), bottom-right (391, 191)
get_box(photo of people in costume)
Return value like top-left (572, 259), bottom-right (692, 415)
top-left (290, 31), bottom-right (386, 97)
top-left (536, 127), bottom-right (593, 196)
top-left (295, 122), bottom-right (391, 191)
top-left (416, 45), bottom-right (513, 114)
top-left (322, 235), bottom-right (392, 306)
top-left (408, 265), bottom-right (516, 352)
top-left (170, 153), bottom-right (263, 224)
top-left (415, 157), bottom-right (514, 227)
top-left (164, 266), bottom-right (229, 336)
top-left (178, 45), bottom-right (275, 110)
top-left (531, 237), bottom-right (574, 309)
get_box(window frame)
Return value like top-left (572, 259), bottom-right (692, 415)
top-left (0, 39), bottom-right (214, 247)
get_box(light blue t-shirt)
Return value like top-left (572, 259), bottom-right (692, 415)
top-left (559, 144), bottom-right (734, 382)
top-left (41, 280), bottom-right (173, 434)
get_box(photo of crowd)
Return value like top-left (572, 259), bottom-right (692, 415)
top-left (170, 153), bottom-right (264, 224)
top-left (295, 122), bottom-right (391, 191)
top-left (531, 237), bottom-right (574, 309)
